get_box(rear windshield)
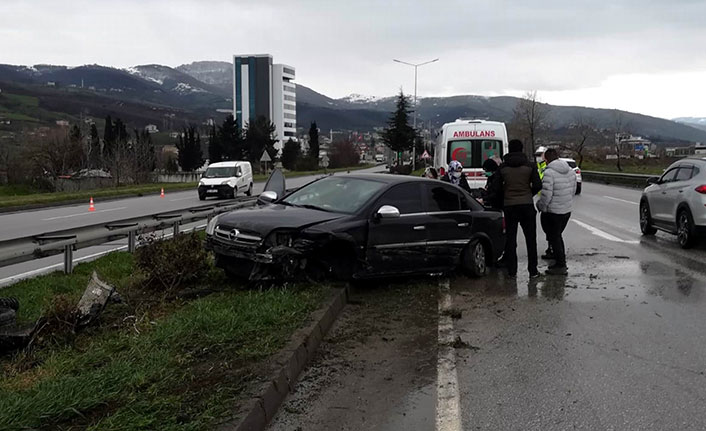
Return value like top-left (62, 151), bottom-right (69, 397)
top-left (565, 160), bottom-right (577, 169)
top-left (448, 140), bottom-right (502, 168)
top-left (203, 166), bottom-right (236, 178)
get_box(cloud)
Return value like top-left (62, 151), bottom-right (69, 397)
top-left (0, 0), bottom-right (704, 117)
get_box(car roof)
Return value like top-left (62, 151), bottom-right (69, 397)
top-left (340, 173), bottom-right (434, 184)
top-left (208, 161), bottom-right (249, 167)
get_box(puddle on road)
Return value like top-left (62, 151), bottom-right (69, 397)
top-left (452, 258), bottom-right (706, 305)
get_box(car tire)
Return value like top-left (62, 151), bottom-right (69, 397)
top-left (245, 183), bottom-right (253, 197)
top-left (0, 297), bottom-right (19, 311)
top-left (463, 239), bottom-right (488, 278)
top-left (0, 309), bottom-right (16, 328)
top-left (639, 201), bottom-right (657, 235)
top-left (230, 187), bottom-right (237, 199)
top-left (677, 208), bottom-right (699, 249)
top-left (575, 182), bottom-right (582, 195)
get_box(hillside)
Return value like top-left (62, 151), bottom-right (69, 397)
top-left (2, 60), bottom-right (706, 145)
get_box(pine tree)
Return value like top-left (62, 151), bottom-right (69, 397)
top-left (177, 126), bottom-right (204, 172)
top-left (308, 122), bottom-right (319, 161)
top-left (245, 115), bottom-right (277, 165)
top-left (281, 138), bottom-right (301, 170)
top-left (218, 114), bottom-right (244, 160)
top-left (381, 91), bottom-right (418, 158)
top-left (103, 115), bottom-right (115, 159)
top-left (208, 123), bottom-right (223, 163)
top-left (89, 123), bottom-right (100, 168)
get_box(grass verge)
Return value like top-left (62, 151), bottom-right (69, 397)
top-left (0, 250), bottom-right (329, 431)
top-left (0, 182), bottom-right (198, 209)
top-left (580, 160), bottom-right (669, 175)
top-left (0, 164), bottom-right (379, 210)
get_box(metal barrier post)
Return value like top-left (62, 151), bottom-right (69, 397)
top-left (128, 230), bottom-right (136, 253)
top-left (173, 222), bottom-right (180, 236)
top-left (64, 245), bottom-right (73, 274)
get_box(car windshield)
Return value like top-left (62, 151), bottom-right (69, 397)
top-left (448, 139), bottom-right (502, 168)
top-left (281, 177), bottom-right (386, 214)
top-left (565, 160), bottom-right (577, 168)
top-left (204, 167), bottom-right (236, 178)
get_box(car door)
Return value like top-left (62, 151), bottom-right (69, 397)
top-left (423, 183), bottom-right (471, 269)
top-left (665, 166), bottom-right (694, 221)
top-left (650, 167), bottom-right (680, 222)
top-left (366, 182), bottom-right (428, 274)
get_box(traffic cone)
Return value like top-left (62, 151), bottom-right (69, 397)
top-left (160, 188), bottom-right (165, 199)
top-left (89, 197), bottom-right (95, 212)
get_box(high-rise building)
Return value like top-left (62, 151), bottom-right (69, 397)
top-left (233, 54), bottom-right (296, 152)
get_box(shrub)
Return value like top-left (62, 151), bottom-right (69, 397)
top-left (295, 156), bottom-right (319, 171)
top-left (330, 140), bottom-right (361, 169)
top-left (135, 232), bottom-right (210, 293)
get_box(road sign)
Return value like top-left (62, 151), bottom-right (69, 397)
top-left (260, 151), bottom-right (272, 162)
top-left (421, 150), bottom-right (431, 159)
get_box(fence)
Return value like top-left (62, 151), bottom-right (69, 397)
top-left (0, 198), bottom-right (258, 276)
top-left (154, 172), bottom-right (203, 183)
top-left (581, 171), bottom-right (653, 188)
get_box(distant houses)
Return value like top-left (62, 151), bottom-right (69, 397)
top-left (145, 124), bottom-right (159, 134)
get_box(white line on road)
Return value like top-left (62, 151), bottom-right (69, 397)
top-left (572, 219), bottom-right (640, 244)
top-left (42, 206), bottom-right (127, 221)
top-left (603, 196), bottom-right (639, 205)
top-left (437, 279), bottom-right (462, 431)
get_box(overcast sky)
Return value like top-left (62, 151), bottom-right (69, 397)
top-left (2, 0), bottom-right (705, 119)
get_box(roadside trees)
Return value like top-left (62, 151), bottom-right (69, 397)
top-left (382, 91), bottom-right (417, 164)
top-left (176, 126), bottom-right (204, 172)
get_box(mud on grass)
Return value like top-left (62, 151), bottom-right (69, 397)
top-left (0, 252), bottom-right (330, 431)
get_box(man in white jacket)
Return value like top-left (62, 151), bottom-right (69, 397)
top-left (536, 148), bottom-right (577, 275)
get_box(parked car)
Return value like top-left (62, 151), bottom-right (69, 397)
top-left (560, 158), bottom-right (582, 195)
top-left (205, 174), bottom-right (506, 281)
top-left (198, 161), bottom-right (253, 200)
top-left (640, 157), bottom-right (706, 248)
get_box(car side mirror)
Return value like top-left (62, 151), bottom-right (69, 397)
top-left (647, 176), bottom-right (660, 185)
top-left (376, 205), bottom-right (400, 219)
top-left (236, 171), bottom-right (243, 177)
top-left (258, 191), bottom-right (278, 204)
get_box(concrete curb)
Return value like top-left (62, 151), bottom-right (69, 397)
top-left (218, 286), bottom-right (349, 431)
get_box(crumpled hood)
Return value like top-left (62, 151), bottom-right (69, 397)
top-left (502, 152), bottom-right (531, 167)
top-left (216, 204), bottom-right (345, 237)
top-left (547, 159), bottom-right (572, 175)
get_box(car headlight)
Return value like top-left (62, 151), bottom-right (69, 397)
top-left (206, 215), bottom-right (220, 236)
top-left (198, 180), bottom-right (205, 186)
top-left (221, 180), bottom-right (230, 185)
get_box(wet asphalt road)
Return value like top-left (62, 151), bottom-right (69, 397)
top-left (267, 182), bottom-right (706, 430)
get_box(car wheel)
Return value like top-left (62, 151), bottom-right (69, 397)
top-left (639, 201), bottom-right (657, 235)
top-left (677, 208), bottom-right (699, 249)
top-left (230, 187), bottom-right (237, 199)
top-left (0, 309), bottom-right (16, 328)
top-left (245, 183), bottom-right (253, 196)
top-left (575, 182), bottom-right (582, 195)
top-left (463, 239), bottom-right (487, 277)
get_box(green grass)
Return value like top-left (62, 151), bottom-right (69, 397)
top-left (580, 160), bottom-right (668, 175)
top-left (3, 93), bottom-right (40, 107)
top-left (0, 182), bottom-right (198, 209)
top-left (252, 164), bottom-right (377, 182)
top-left (0, 252), bottom-right (135, 324)
top-left (0, 251), bottom-right (328, 431)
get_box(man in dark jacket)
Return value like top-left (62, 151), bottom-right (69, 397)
top-left (481, 158), bottom-right (503, 210)
top-left (491, 139), bottom-right (542, 278)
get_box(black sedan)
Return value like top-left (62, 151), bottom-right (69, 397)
top-left (205, 174), bottom-right (505, 281)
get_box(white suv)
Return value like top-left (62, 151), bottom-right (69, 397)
top-left (640, 157), bottom-right (706, 248)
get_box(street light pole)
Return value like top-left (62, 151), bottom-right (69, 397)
top-left (393, 58), bottom-right (438, 171)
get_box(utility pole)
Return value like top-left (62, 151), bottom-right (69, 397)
top-left (393, 58), bottom-right (439, 171)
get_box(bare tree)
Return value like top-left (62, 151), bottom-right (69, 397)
top-left (561, 114), bottom-right (597, 168)
top-left (611, 111), bottom-right (632, 172)
top-left (510, 91), bottom-right (550, 156)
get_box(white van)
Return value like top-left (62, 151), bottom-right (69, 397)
top-left (198, 161), bottom-right (253, 200)
top-left (434, 119), bottom-right (509, 189)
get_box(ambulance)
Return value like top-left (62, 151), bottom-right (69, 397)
top-left (434, 119), bottom-right (509, 189)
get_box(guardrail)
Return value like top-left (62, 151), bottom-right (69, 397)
top-left (0, 197), bottom-right (259, 275)
top-left (581, 170), bottom-right (653, 188)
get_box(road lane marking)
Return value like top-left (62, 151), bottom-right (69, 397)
top-left (572, 219), bottom-right (640, 244)
top-left (437, 279), bottom-right (462, 431)
top-left (42, 206), bottom-right (127, 221)
top-left (603, 196), bottom-right (639, 205)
